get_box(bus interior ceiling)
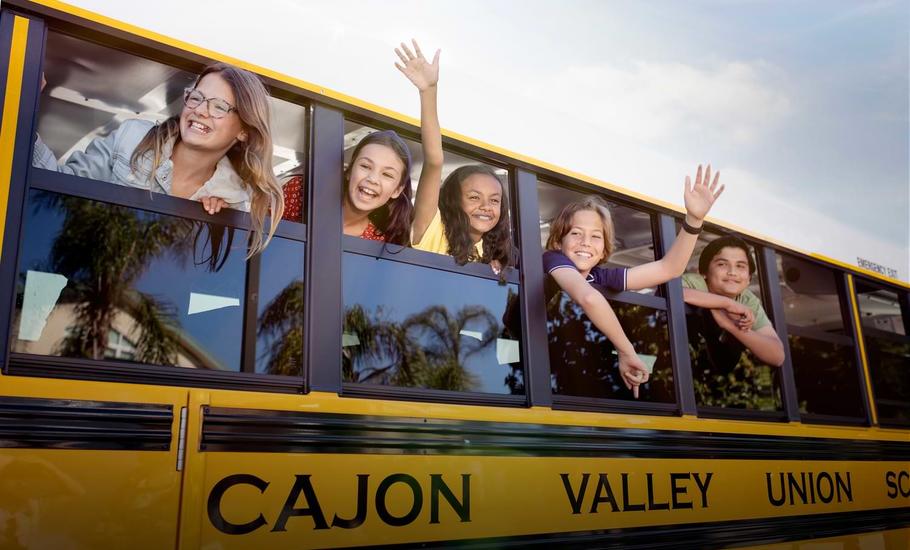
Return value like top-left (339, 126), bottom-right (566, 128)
top-left (38, 31), bottom-right (306, 180)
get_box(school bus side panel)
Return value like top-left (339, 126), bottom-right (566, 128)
top-left (188, 399), bottom-right (910, 549)
top-left (0, 379), bottom-right (188, 550)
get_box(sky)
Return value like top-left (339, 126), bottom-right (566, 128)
top-left (69, 0), bottom-right (910, 282)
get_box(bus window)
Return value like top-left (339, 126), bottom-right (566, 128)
top-left (538, 180), bottom-right (674, 405)
top-left (341, 122), bottom-right (523, 398)
top-left (776, 253), bottom-right (865, 419)
top-left (342, 253), bottom-right (522, 394)
top-left (683, 231), bottom-right (783, 413)
top-left (342, 121), bottom-right (515, 252)
top-left (35, 31), bottom-right (308, 220)
top-left (11, 189), bottom-right (302, 376)
top-left (854, 281), bottom-right (909, 424)
top-left (256, 237), bottom-right (305, 375)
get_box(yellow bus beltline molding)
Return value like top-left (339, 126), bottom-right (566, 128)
top-left (17, 1), bottom-right (909, 289)
top-left (0, 16), bottom-right (28, 261)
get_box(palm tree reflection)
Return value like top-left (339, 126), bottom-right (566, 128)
top-left (27, 192), bottom-right (234, 366)
top-left (342, 303), bottom-right (499, 392)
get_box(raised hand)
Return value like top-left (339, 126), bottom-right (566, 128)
top-left (683, 164), bottom-right (724, 223)
top-left (394, 39), bottom-right (440, 92)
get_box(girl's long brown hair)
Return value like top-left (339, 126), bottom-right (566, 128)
top-left (439, 165), bottom-right (513, 278)
top-left (343, 131), bottom-right (413, 246)
top-left (131, 63), bottom-right (283, 256)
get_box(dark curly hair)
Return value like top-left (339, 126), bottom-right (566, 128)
top-left (439, 165), bottom-right (513, 275)
top-left (344, 130), bottom-right (413, 246)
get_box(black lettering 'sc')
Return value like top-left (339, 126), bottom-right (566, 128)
top-left (208, 474), bottom-right (269, 535)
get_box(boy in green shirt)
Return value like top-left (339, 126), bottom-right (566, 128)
top-left (682, 236), bottom-right (785, 367)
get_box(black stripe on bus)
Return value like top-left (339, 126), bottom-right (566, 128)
top-left (343, 507), bottom-right (910, 549)
top-left (0, 396), bottom-right (172, 450)
top-left (200, 407), bottom-right (909, 461)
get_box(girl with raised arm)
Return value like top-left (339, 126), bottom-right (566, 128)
top-left (338, 39), bottom-right (442, 246)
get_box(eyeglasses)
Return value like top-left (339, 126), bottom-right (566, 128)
top-left (183, 88), bottom-right (237, 119)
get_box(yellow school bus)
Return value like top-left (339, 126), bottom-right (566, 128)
top-left (0, 1), bottom-right (907, 548)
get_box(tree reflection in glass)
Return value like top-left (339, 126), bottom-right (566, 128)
top-left (255, 237), bottom-right (305, 376)
top-left (341, 252), bottom-right (523, 395)
top-left (687, 310), bottom-right (783, 411)
top-left (13, 190), bottom-right (246, 371)
top-left (546, 286), bottom-right (674, 403)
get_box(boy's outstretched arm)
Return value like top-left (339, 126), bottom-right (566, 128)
top-left (627, 165), bottom-right (724, 290)
top-left (550, 268), bottom-right (650, 397)
top-left (395, 39), bottom-right (444, 244)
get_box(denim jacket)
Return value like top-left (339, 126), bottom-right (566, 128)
top-left (32, 119), bottom-right (252, 211)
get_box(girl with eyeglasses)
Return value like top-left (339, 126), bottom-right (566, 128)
top-left (33, 63), bottom-right (284, 256)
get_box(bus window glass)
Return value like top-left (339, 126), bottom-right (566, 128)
top-left (683, 231), bottom-right (782, 412)
top-left (547, 292), bottom-right (674, 402)
top-left (776, 253), bottom-right (865, 418)
top-left (11, 189), bottom-right (301, 376)
top-left (537, 181), bottom-right (674, 404)
top-left (256, 238), bottom-right (305, 375)
top-left (342, 253), bottom-right (523, 395)
top-left (855, 282), bottom-right (909, 424)
top-left (36, 31), bottom-right (307, 220)
top-left (343, 121), bottom-right (514, 251)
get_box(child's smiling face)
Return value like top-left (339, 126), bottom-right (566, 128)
top-left (703, 246), bottom-right (752, 298)
top-left (459, 173), bottom-right (502, 242)
top-left (346, 143), bottom-right (405, 214)
top-left (557, 209), bottom-right (607, 277)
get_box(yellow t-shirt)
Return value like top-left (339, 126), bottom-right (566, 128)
top-left (413, 210), bottom-right (484, 258)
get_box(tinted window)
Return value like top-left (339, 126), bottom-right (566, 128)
top-left (855, 281), bottom-right (909, 424)
top-left (777, 253), bottom-right (864, 418)
top-left (547, 288), bottom-right (673, 402)
top-left (12, 189), bottom-right (303, 376)
top-left (342, 251), bottom-right (522, 394)
top-left (256, 238), bottom-right (305, 375)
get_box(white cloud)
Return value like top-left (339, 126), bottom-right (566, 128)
top-left (524, 60), bottom-right (793, 146)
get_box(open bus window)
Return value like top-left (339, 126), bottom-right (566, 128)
top-left (776, 252), bottom-right (865, 419)
top-left (537, 181), bottom-right (674, 405)
top-left (854, 281), bottom-right (909, 424)
top-left (682, 231), bottom-right (783, 412)
top-left (11, 189), bottom-right (303, 376)
top-left (35, 30), bottom-right (308, 221)
top-left (538, 181), bottom-right (657, 293)
top-left (342, 121), bottom-right (515, 256)
top-left (344, 120), bottom-right (517, 256)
